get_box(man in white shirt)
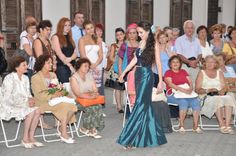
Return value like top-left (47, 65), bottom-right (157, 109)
top-left (71, 11), bottom-right (85, 58)
top-left (175, 20), bottom-right (202, 85)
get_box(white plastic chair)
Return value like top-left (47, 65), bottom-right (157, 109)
top-left (0, 119), bottom-right (22, 148)
top-left (0, 86), bottom-right (22, 148)
top-left (122, 82), bottom-right (133, 127)
top-left (63, 82), bottom-right (86, 138)
top-left (198, 96), bottom-right (219, 130)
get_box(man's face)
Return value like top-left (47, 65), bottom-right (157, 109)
top-left (184, 22), bottom-right (194, 37)
top-left (74, 13), bottom-right (84, 27)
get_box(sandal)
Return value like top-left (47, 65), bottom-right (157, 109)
top-left (192, 127), bottom-right (203, 134)
top-left (79, 128), bottom-right (90, 136)
top-left (178, 127), bottom-right (186, 134)
top-left (219, 126), bottom-right (228, 134)
top-left (225, 127), bottom-right (234, 135)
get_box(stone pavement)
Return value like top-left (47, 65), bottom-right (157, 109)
top-left (0, 88), bottom-right (236, 156)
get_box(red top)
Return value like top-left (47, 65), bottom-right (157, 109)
top-left (164, 69), bottom-right (189, 94)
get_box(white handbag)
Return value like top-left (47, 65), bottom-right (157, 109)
top-left (169, 83), bottom-right (198, 98)
top-left (152, 88), bottom-right (167, 102)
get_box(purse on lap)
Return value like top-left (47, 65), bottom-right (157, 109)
top-left (167, 83), bottom-right (198, 98)
top-left (76, 96), bottom-right (105, 107)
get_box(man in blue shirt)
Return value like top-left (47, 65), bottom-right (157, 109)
top-left (71, 11), bottom-right (85, 58)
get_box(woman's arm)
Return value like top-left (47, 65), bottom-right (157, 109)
top-left (22, 37), bottom-right (33, 56)
top-left (51, 35), bottom-right (68, 63)
top-left (78, 37), bottom-right (87, 58)
top-left (195, 71), bottom-right (207, 94)
top-left (93, 43), bottom-right (103, 68)
top-left (165, 77), bottom-right (189, 93)
top-left (119, 55), bottom-right (137, 82)
top-left (33, 39), bottom-right (43, 57)
top-left (155, 42), bottom-right (163, 90)
top-left (219, 70), bottom-right (228, 95)
top-left (109, 44), bottom-right (116, 62)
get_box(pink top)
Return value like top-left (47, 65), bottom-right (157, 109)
top-left (127, 70), bottom-right (136, 106)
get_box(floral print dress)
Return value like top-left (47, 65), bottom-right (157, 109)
top-left (0, 72), bottom-right (37, 121)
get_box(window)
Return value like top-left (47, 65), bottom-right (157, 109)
top-left (207, 0), bottom-right (219, 27)
top-left (0, 0), bottom-right (42, 57)
top-left (70, 0), bottom-right (105, 26)
top-left (126, 0), bottom-right (153, 26)
top-left (170, 0), bottom-right (192, 34)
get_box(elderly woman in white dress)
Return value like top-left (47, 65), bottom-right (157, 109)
top-left (0, 56), bottom-right (42, 148)
top-left (195, 55), bottom-right (235, 134)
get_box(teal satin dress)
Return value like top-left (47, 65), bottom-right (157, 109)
top-left (117, 49), bottom-right (167, 148)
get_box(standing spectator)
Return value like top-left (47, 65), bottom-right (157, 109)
top-left (220, 23), bottom-right (227, 42)
top-left (107, 28), bottom-right (126, 113)
top-left (0, 32), bottom-right (7, 80)
top-left (223, 27), bottom-right (236, 72)
top-left (118, 23), bottom-right (139, 78)
top-left (197, 25), bottom-right (213, 58)
top-left (19, 21), bottom-right (37, 79)
top-left (175, 20), bottom-right (202, 85)
top-left (51, 17), bottom-right (77, 83)
top-left (33, 20), bottom-right (57, 71)
top-left (79, 20), bottom-right (103, 92)
top-left (20, 16), bottom-right (38, 40)
top-left (209, 24), bottom-right (224, 55)
top-left (71, 11), bottom-right (85, 58)
top-left (95, 23), bottom-right (108, 96)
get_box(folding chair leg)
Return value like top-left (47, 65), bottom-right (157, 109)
top-left (171, 118), bottom-right (179, 132)
top-left (75, 111), bottom-right (86, 137)
top-left (35, 118), bottom-right (60, 143)
top-left (122, 104), bottom-right (128, 127)
top-left (199, 114), bottom-right (219, 130)
top-left (0, 120), bottom-right (22, 148)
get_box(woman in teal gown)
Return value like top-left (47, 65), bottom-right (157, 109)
top-left (117, 21), bottom-right (167, 148)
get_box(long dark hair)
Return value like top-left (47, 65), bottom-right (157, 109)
top-left (137, 21), bottom-right (155, 65)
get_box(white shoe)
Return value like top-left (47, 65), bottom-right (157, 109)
top-left (60, 136), bottom-right (75, 144)
top-left (102, 113), bottom-right (107, 117)
top-left (32, 141), bottom-right (44, 147)
top-left (21, 140), bottom-right (34, 149)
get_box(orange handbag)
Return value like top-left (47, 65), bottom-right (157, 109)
top-left (76, 96), bottom-right (105, 107)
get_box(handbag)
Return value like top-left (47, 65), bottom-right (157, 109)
top-left (168, 83), bottom-right (198, 98)
top-left (152, 88), bottom-right (167, 102)
top-left (105, 78), bottom-right (125, 90)
top-left (113, 42), bottom-right (128, 73)
top-left (76, 95), bottom-right (105, 107)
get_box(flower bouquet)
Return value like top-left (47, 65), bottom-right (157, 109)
top-left (47, 78), bottom-right (68, 96)
top-left (47, 78), bottom-right (76, 106)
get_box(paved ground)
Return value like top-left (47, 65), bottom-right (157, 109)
top-left (0, 87), bottom-right (236, 156)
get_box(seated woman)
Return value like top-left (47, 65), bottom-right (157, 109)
top-left (195, 55), bottom-right (235, 134)
top-left (31, 55), bottom-right (77, 143)
top-left (70, 58), bottom-right (105, 139)
top-left (0, 56), bottom-right (42, 148)
top-left (216, 53), bottom-right (236, 92)
top-left (164, 55), bottom-right (202, 134)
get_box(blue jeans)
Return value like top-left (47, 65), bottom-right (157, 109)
top-left (167, 95), bottom-right (201, 111)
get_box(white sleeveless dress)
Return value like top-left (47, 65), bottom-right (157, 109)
top-left (201, 70), bottom-right (236, 118)
top-left (85, 45), bottom-right (102, 87)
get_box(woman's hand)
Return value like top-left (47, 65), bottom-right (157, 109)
top-left (118, 73), bottom-right (125, 83)
top-left (218, 89), bottom-right (226, 96)
top-left (90, 63), bottom-right (97, 69)
top-left (52, 90), bottom-right (64, 98)
top-left (156, 81), bottom-right (163, 92)
top-left (28, 98), bottom-right (35, 107)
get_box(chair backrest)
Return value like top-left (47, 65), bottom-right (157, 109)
top-left (63, 82), bottom-right (72, 94)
